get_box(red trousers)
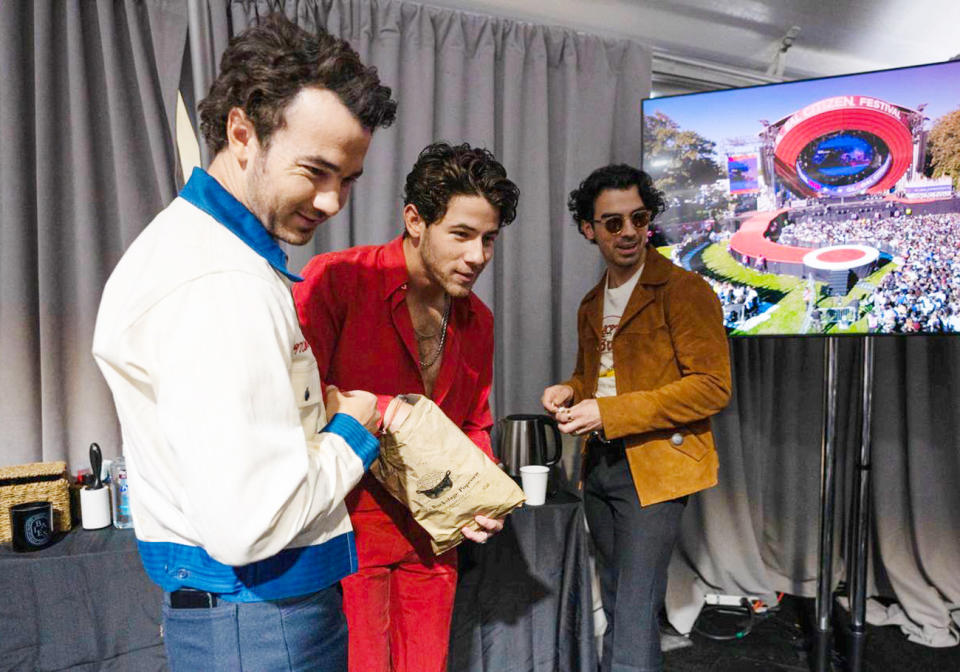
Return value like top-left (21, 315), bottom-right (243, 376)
top-left (342, 507), bottom-right (458, 672)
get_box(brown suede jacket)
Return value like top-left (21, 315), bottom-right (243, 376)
top-left (562, 245), bottom-right (732, 505)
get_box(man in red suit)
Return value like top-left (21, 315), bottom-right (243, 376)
top-left (293, 142), bottom-right (520, 672)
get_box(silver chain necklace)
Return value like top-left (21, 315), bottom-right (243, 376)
top-left (418, 297), bottom-right (451, 369)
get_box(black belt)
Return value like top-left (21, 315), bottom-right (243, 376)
top-left (584, 432), bottom-right (626, 475)
top-left (169, 588), bottom-right (218, 609)
top-left (586, 432), bottom-right (625, 453)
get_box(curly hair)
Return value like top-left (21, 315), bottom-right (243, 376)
top-left (198, 13), bottom-right (397, 156)
top-left (567, 164), bottom-right (667, 240)
top-left (403, 143), bottom-right (520, 228)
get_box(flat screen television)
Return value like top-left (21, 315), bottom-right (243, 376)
top-left (641, 59), bottom-right (960, 336)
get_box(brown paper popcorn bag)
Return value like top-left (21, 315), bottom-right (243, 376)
top-left (371, 395), bottom-right (525, 554)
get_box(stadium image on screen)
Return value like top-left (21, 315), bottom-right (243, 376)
top-left (641, 60), bottom-right (960, 336)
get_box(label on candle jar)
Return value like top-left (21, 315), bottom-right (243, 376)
top-left (24, 513), bottom-right (51, 546)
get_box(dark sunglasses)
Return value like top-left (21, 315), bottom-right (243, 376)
top-left (590, 209), bottom-right (652, 234)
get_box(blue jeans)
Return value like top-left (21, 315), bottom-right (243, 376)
top-left (161, 585), bottom-right (346, 672)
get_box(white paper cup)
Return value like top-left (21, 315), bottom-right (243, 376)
top-left (519, 465), bottom-right (549, 506)
top-left (80, 487), bottom-right (111, 530)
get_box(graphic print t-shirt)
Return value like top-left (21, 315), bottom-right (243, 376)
top-left (596, 266), bottom-right (643, 398)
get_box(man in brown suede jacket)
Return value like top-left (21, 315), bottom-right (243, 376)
top-left (541, 164), bottom-right (731, 672)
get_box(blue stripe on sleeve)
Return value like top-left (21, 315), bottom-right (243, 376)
top-left (323, 413), bottom-right (379, 469)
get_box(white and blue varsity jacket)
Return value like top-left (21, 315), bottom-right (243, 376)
top-left (92, 168), bottom-right (378, 602)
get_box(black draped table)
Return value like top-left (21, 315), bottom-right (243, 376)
top-left (0, 527), bottom-right (165, 672)
top-left (449, 488), bottom-right (598, 672)
top-left (0, 490), bottom-right (596, 672)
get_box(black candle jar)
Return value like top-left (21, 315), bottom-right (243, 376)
top-left (9, 500), bottom-right (54, 552)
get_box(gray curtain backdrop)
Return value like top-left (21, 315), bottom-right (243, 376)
top-left (0, 0), bottom-right (956, 651)
top-left (0, 0), bottom-right (187, 467)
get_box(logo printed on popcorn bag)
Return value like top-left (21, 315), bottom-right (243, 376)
top-left (430, 472), bottom-right (481, 511)
top-left (416, 470), bottom-right (453, 499)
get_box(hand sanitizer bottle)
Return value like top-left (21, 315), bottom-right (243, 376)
top-left (109, 456), bottom-right (134, 529)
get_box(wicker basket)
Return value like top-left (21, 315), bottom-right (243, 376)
top-left (0, 461), bottom-right (72, 542)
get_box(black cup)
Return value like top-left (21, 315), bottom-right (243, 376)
top-left (9, 500), bottom-right (54, 552)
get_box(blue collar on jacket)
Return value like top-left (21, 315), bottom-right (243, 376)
top-left (179, 167), bottom-right (303, 282)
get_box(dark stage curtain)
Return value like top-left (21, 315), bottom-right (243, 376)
top-left (668, 336), bottom-right (960, 647)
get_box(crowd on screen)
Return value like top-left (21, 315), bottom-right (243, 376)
top-left (778, 213), bottom-right (902, 249)
top-left (667, 204), bottom-right (960, 332)
top-left (704, 278), bottom-right (761, 329)
top-left (659, 226), bottom-right (760, 329)
top-left (778, 212), bottom-right (960, 333)
top-left (865, 213), bottom-right (960, 333)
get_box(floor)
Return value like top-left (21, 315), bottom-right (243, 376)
top-left (662, 595), bottom-right (960, 672)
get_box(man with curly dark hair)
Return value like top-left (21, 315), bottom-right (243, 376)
top-left (94, 14), bottom-right (397, 671)
top-left (541, 164), bottom-right (731, 672)
top-left (293, 142), bottom-right (520, 672)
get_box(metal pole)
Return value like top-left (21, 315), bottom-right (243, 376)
top-left (845, 337), bottom-right (874, 671)
top-left (815, 336), bottom-right (839, 672)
